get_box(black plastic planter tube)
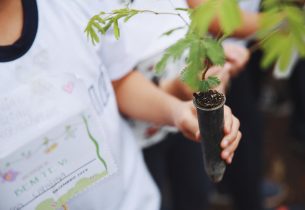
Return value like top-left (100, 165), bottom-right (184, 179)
top-left (193, 96), bottom-right (226, 183)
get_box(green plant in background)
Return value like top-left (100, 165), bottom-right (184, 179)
top-left (85, 0), bottom-right (305, 92)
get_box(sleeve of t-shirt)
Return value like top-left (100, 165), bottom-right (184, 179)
top-left (97, 30), bottom-right (142, 81)
top-left (76, 0), bottom-right (143, 81)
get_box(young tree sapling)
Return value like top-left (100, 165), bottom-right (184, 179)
top-left (85, 0), bottom-right (305, 182)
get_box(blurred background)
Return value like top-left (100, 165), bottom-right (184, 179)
top-left (208, 60), bottom-right (305, 210)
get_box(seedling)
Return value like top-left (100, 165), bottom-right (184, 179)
top-left (85, 0), bottom-right (305, 182)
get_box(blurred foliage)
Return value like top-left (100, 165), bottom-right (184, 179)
top-left (86, 0), bottom-right (305, 92)
top-left (259, 2), bottom-right (305, 71)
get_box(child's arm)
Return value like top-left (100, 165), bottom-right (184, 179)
top-left (112, 70), bottom-right (199, 140)
top-left (112, 70), bottom-right (241, 164)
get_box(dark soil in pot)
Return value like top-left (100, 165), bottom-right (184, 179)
top-left (193, 90), bottom-right (226, 183)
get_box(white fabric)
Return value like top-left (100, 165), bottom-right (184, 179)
top-left (124, 0), bottom-right (189, 62)
top-left (0, 1), bottom-right (160, 210)
top-left (273, 49), bottom-right (299, 79)
top-left (239, 0), bottom-right (261, 12)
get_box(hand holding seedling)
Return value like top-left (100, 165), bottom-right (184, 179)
top-left (168, 100), bottom-right (241, 164)
top-left (223, 44), bottom-right (250, 77)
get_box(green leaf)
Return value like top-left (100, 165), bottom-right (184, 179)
top-left (161, 26), bottom-right (185, 36)
top-left (284, 6), bottom-right (304, 25)
top-left (175, 8), bottom-right (189, 12)
top-left (259, 5), bottom-right (305, 70)
top-left (85, 26), bottom-right (99, 45)
top-left (205, 38), bottom-right (225, 66)
top-left (197, 76), bottom-right (220, 92)
top-left (198, 80), bottom-right (210, 92)
top-left (95, 15), bottom-right (105, 24)
top-left (113, 19), bottom-right (120, 39)
top-left (262, 0), bottom-right (280, 10)
top-left (155, 36), bottom-right (196, 73)
top-left (113, 8), bottom-right (130, 14)
top-left (93, 22), bottom-right (106, 34)
top-left (188, 39), bottom-right (205, 72)
top-left (258, 11), bottom-right (283, 36)
top-left (190, 0), bottom-right (217, 36)
top-left (155, 53), bottom-right (171, 74)
top-left (278, 35), bottom-right (294, 71)
top-left (284, 6), bottom-right (305, 57)
top-left (181, 38), bottom-right (206, 91)
top-left (207, 76), bottom-right (221, 87)
top-left (261, 33), bottom-right (287, 68)
top-left (124, 10), bottom-right (138, 22)
top-left (218, 0), bottom-right (242, 34)
top-left (260, 35), bottom-right (281, 68)
top-left (180, 64), bottom-right (200, 91)
top-left (103, 20), bottom-right (113, 33)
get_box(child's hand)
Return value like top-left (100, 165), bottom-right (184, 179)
top-left (172, 102), bottom-right (241, 164)
top-left (223, 44), bottom-right (250, 77)
top-left (205, 65), bottom-right (231, 94)
top-left (171, 101), bottom-right (201, 142)
top-left (220, 105), bottom-right (242, 164)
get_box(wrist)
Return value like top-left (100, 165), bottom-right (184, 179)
top-left (167, 96), bottom-right (184, 127)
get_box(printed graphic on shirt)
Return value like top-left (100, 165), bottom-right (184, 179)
top-left (88, 65), bottom-right (111, 115)
top-left (0, 74), bottom-right (117, 210)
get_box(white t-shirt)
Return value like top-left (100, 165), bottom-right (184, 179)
top-left (0, 1), bottom-right (159, 210)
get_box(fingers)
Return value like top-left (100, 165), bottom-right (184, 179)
top-left (223, 62), bottom-right (233, 72)
top-left (205, 66), bottom-right (231, 93)
top-left (175, 102), bottom-right (200, 142)
top-left (175, 101), bottom-right (241, 165)
top-left (227, 153), bottom-right (234, 164)
top-left (179, 118), bottom-right (200, 142)
top-left (224, 44), bottom-right (249, 64)
top-left (221, 131), bottom-right (242, 164)
top-left (221, 115), bottom-right (240, 147)
top-left (221, 106), bottom-right (242, 164)
top-left (223, 105), bottom-right (233, 134)
top-left (223, 44), bottom-right (250, 76)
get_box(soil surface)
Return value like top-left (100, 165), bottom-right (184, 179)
top-left (194, 90), bottom-right (225, 109)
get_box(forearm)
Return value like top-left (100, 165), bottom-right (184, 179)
top-left (159, 78), bottom-right (193, 101)
top-left (112, 71), bottom-right (181, 126)
top-left (187, 0), bottom-right (260, 38)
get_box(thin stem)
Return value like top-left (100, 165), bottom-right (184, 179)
top-left (139, 9), bottom-right (189, 26)
top-left (249, 27), bottom-right (280, 53)
top-left (202, 59), bottom-right (213, 80)
top-left (167, 0), bottom-right (190, 26)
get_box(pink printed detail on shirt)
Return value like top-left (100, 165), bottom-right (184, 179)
top-left (63, 82), bottom-right (74, 94)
